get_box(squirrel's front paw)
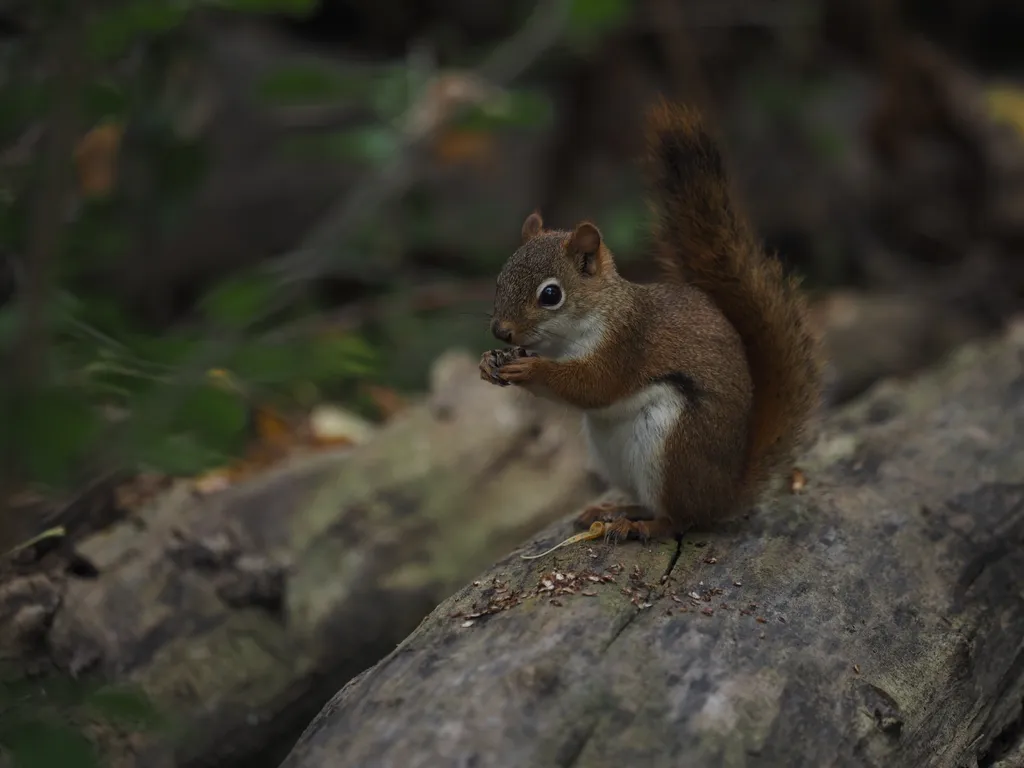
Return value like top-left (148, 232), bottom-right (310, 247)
top-left (497, 356), bottom-right (542, 384)
top-left (480, 347), bottom-right (537, 387)
top-left (479, 350), bottom-right (507, 386)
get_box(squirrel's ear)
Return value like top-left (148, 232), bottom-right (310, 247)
top-left (569, 221), bottom-right (603, 275)
top-left (521, 211), bottom-right (544, 243)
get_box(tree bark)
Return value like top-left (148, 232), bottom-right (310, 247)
top-left (279, 322), bottom-right (1024, 768)
top-left (2, 351), bottom-right (596, 768)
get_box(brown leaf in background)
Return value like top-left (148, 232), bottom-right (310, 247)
top-left (192, 401), bottom-right (299, 494)
top-left (363, 384), bottom-right (408, 421)
top-left (432, 128), bottom-right (495, 169)
top-left (252, 405), bottom-right (296, 454)
top-left (192, 400), bottom-right (374, 494)
top-left (790, 468), bottom-right (807, 494)
top-left (74, 122), bottom-right (123, 198)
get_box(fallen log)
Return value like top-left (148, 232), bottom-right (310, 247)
top-left (2, 351), bottom-right (596, 768)
top-left (280, 321), bottom-right (1024, 768)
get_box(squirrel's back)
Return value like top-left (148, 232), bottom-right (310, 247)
top-left (644, 100), bottom-right (823, 505)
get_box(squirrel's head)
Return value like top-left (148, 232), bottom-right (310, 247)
top-left (490, 212), bottom-right (619, 357)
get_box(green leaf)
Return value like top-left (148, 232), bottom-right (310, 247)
top-left (201, 273), bottom-right (275, 329)
top-left (177, 384), bottom-right (249, 453)
top-left (366, 67), bottom-right (411, 119)
top-left (746, 73), bottom-right (805, 119)
top-left (87, 2), bottom-right (188, 60)
top-left (0, 305), bottom-right (17, 350)
top-left (601, 200), bottom-right (650, 255)
top-left (809, 126), bottom-right (847, 161)
top-left (334, 128), bottom-right (399, 164)
top-left (0, 83), bottom-right (50, 129)
top-left (569, 0), bottom-right (631, 28)
top-left (129, 333), bottom-right (200, 369)
top-left (209, 0), bottom-right (319, 16)
top-left (225, 333), bottom-right (375, 388)
top-left (63, 203), bottom-right (132, 270)
top-left (302, 334), bottom-right (376, 381)
top-left (73, 294), bottom-right (136, 341)
top-left (505, 90), bottom-right (556, 127)
top-left (1, 719), bottom-right (101, 768)
top-left (256, 63), bottom-right (347, 105)
top-left (84, 685), bottom-right (163, 731)
top-left (0, 668), bottom-right (87, 711)
top-left (7, 387), bottom-right (100, 487)
top-left (0, 292), bottom-right (84, 362)
top-left (136, 432), bottom-right (228, 476)
top-left (454, 90), bottom-right (554, 132)
top-left (81, 81), bottom-right (129, 121)
top-left (227, 342), bottom-right (302, 385)
top-left (0, 195), bottom-right (26, 254)
top-left (567, 0), bottom-right (631, 48)
top-left (278, 127), bottom-right (398, 166)
top-left (153, 138), bottom-right (207, 201)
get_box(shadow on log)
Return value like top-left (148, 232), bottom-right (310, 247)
top-left (1, 352), bottom-right (596, 768)
top-left (280, 322), bottom-right (1024, 768)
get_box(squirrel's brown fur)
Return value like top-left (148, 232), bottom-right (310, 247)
top-left (644, 99), bottom-right (823, 511)
top-left (483, 99), bottom-right (823, 540)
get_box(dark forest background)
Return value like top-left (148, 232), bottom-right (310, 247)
top-left (2, 0), bottom-right (1024, 765)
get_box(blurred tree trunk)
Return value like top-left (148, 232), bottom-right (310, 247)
top-left (2, 7), bottom-right (83, 552)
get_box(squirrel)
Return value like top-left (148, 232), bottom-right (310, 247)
top-left (479, 99), bottom-right (823, 542)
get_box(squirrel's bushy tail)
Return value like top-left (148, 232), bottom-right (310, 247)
top-left (645, 99), bottom-right (823, 504)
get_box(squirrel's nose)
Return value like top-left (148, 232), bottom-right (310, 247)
top-left (491, 319), bottom-right (514, 344)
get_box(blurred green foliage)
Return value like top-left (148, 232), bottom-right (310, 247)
top-left (0, 666), bottom-right (165, 768)
top-left (256, 62), bottom-right (355, 104)
top-left (1, 0), bottom-right (388, 497)
top-left (0, 0), bottom-right (641, 506)
top-left (568, 0), bottom-right (631, 51)
top-left (0, 0), bottom-right (625, 490)
top-left (0, 1), bottom-right (632, 764)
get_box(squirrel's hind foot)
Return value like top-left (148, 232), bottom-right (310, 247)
top-left (603, 516), bottom-right (677, 544)
top-left (575, 503), bottom-right (676, 543)
top-left (575, 502), bottom-right (651, 529)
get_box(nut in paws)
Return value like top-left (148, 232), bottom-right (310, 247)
top-left (480, 347), bottom-right (536, 386)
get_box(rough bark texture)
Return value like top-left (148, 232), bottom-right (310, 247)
top-left (280, 322), bottom-right (1024, 768)
top-left (2, 352), bottom-right (596, 768)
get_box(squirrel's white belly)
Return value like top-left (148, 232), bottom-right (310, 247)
top-left (582, 383), bottom-right (684, 512)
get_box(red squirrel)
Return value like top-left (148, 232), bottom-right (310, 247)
top-left (479, 99), bottom-right (823, 542)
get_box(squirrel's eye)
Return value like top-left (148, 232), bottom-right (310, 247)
top-left (538, 282), bottom-right (563, 309)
